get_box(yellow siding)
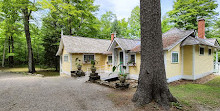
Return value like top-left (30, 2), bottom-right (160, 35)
top-left (62, 49), bottom-right (71, 74)
top-left (129, 53), bottom-right (141, 75)
top-left (166, 44), bottom-right (182, 78)
top-left (104, 55), bottom-right (113, 72)
top-left (71, 54), bottom-right (107, 73)
top-left (194, 45), bottom-right (214, 75)
top-left (183, 46), bottom-right (193, 75)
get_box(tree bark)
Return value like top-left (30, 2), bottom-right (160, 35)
top-left (2, 38), bottom-right (7, 67)
top-left (132, 0), bottom-right (177, 109)
top-left (22, 7), bottom-right (36, 73)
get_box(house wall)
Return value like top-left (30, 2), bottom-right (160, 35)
top-left (183, 45), bottom-right (193, 76)
top-left (104, 55), bottom-right (113, 72)
top-left (194, 45), bottom-right (214, 78)
top-left (61, 49), bottom-right (71, 75)
top-left (129, 53), bottom-right (141, 75)
top-left (71, 53), bottom-right (107, 73)
top-left (165, 44), bottom-right (182, 79)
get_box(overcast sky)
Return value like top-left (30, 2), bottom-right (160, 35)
top-left (94, 0), bottom-right (220, 20)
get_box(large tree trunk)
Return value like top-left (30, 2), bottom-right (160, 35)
top-left (2, 38), bottom-right (7, 67)
top-left (22, 7), bottom-right (36, 73)
top-left (132, 0), bottom-right (177, 109)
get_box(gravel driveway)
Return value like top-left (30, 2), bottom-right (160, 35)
top-left (0, 72), bottom-right (127, 111)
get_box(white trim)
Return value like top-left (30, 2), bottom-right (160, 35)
top-left (123, 50), bottom-right (126, 66)
top-left (171, 51), bottom-right (179, 63)
top-left (107, 55), bottom-right (113, 64)
top-left (181, 47), bottom-right (184, 76)
top-left (167, 30), bottom-right (194, 51)
top-left (62, 71), bottom-right (71, 75)
top-left (70, 54), bottom-right (72, 71)
top-left (112, 49), bottom-right (115, 66)
top-left (164, 51), bottom-right (167, 70)
top-left (182, 75), bottom-right (194, 80)
top-left (83, 54), bottom-right (95, 63)
top-left (193, 45), bottom-right (195, 77)
top-left (128, 74), bottom-right (139, 80)
top-left (167, 75), bottom-right (182, 83)
top-left (194, 71), bottom-right (213, 80)
top-left (199, 46), bottom-right (205, 56)
top-left (64, 54), bottom-right (69, 62)
top-left (128, 53), bottom-right (136, 64)
top-left (60, 56), bottom-right (62, 74)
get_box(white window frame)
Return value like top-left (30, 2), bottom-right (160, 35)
top-left (208, 48), bottom-right (212, 56)
top-left (83, 54), bottom-right (95, 64)
top-left (171, 51), bottom-right (179, 63)
top-left (64, 54), bottom-right (69, 62)
top-left (199, 46), bottom-right (205, 56)
top-left (107, 55), bottom-right (112, 65)
top-left (129, 53), bottom-right (136, 63)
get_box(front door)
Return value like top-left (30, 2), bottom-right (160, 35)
top-left (119, 52), bottom-right (124, 64)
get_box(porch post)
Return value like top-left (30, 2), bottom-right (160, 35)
top-left (112, 49), bottom-right (115, 66)
top-left (215, 50), bottom-right (218, 73)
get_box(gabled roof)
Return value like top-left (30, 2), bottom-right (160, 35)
top-left (181, 36), bottom-right (219, 48)
top-left (107, 38), bottom-right (140, 51)
top-left (56, 36), bottom-right (111, 56)
top-left (206, 38), bottom-right (220, 46)
top-left (130, 28), bottom-right (195, 52)
top-left (162, 28), bottom-right (194, 50)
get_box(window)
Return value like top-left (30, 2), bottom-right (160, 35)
top-left (171, 52), bottom-right (178, 63)
top-left (200, 47), bottom-right (204, 55)
top-left (108, 56), bottom-right (112, 64)
top-left (130, 54), bottom-right (136, 63)
top-left (64, 54), bottom-right (68, 62)
top-left (84, 55), bottom-right (94, 63)
top-left (208, 49), bottom-right (212, 55)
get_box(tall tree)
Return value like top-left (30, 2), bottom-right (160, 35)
top-left (168, 0), bottom-right (218, 30)
top-left (132, 0), bottom-right (177, 109)
top-left (99, 11), bottom-right (117, 39)
top-left (40, 0), bottom-right (99, 37)
top-left (161, 15), bottom-right (173, 33)
top-left (41, 12), bottom-right (61, 70)
top-left (128, 6), bottom-right (140, 38)
top-left (17, 0), bottom-right (37, 73)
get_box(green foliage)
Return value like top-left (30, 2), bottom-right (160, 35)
top-left (128, 6), bottom-right (140, 38)
top-left (161, 15), bottom-right (174, 33)
top-left (168, 0), bottom-right (218, 30)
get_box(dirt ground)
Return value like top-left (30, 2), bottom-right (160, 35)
top-left (0, 72), bottom-right (133, 111)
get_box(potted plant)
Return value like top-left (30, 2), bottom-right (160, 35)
top-left (127, 61), bottom-right (136, 66)
top-left (112, 62), bottom-right (128, 83)
top-left (75, 58), bottom-right (82, 70)
top-left (91, 60), bottom-right (98, 73)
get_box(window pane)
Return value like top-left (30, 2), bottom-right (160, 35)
top-left (130, 55), bottom-right (135, 63)
top-left (172, 53), bottom-right (178, 63)
top-left (200, 47), bottom-right (204, 55)
top-left (64, 55), bottom-right (68, 62)
top-left (84, 55), bottom-right (94, 62)
top-left (208, 49), bottom-right (211, 55)
top-left (108, 56), bottom-right (112, 63)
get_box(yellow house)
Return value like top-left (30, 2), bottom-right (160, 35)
top-left (56, 36), bottom-right (112, 75)
top-left (56, 19), bottom-right (219, 82)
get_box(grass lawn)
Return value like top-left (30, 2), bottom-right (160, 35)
top-left (0, 66), bottom-right (60, 77)
top-left (107, 76), bottom-right (220, 111)
top-left (169, 76), bottom-right (220, 110)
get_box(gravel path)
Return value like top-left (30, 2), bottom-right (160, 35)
top-left (0, 72), bottom-right (126, 111)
